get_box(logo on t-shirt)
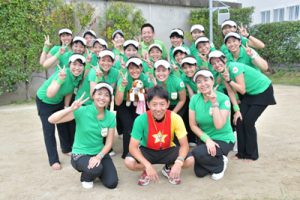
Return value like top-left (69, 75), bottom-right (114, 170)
top-left (180, 81), bottom-right (184, 88)
top-left (232, 67), bottom-right (238, 74)
top-left (224, 100), bottom-right (230, 108)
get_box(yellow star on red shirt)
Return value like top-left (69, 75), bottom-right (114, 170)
top-left (152, 131), bottom-right (167, 144)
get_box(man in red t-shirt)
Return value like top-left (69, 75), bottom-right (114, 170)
top-left (124, 85), bottom-right (194, 186)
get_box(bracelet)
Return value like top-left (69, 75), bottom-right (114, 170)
top-left (43, 46), bottom-right (50, 53)
top-left (97, 152), bottom-right (105, 160)
top-left (226, 79), bottom-right (232, 84)
top-left (233, 105), bottom-right (240, 112)
top-left (200, 133), bottom-right (210, 142)
top-left (176, 156), bottom-right (185, 162)
top-left (211, 102), bottom-right (219, 108)
top-left (55, 78), bottom-right (65, 85)
top-left (247, 33), bottom-right (251, 39)
top-left (54, 51), bottom-right (61, 59)
top-left (175, 159), bottom-right (184, 166)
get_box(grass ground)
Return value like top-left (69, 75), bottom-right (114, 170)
top-left (268, 67), bottom-right (300, 86)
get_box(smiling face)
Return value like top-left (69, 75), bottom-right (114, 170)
top-left (128, 64), bottom-right (142, 80)
top-left (92, 88), bottom-right (111, 108)
top-left (174, 51), bottom-right (187, 64)
top-left (195, 75), bottom-right (214, 95)
top-left (191, 30), bottom-right (205, 41)
top-left (197, 42), bottom-right (210, 55)
top-left (147, 96), bottom-right (169, 121)
top-left (222, 25), bottom-right (237, 36)
top-left (99, 56), bottom-right (113, 73)
top-left (210, 57), bottom-right (226, 73)
top-left (155, 66), bottom-right (170, 82)
top-left (149, 47), bottom-right (162, 62)
top-left (60, 33), bottom-right (72, 45)
top-left (225, 37), bottom-right (241, 54)
top-left (112, 33), bottom-right (125, 48)
top-left (69, 60), bottom-right (84, 77)
top-left (124, 45), bottom-right (138, 58)
top-left (141, 27), bottom-right (154, 43)
top-left (84, 34), bottom-right (95, 47)
top-left (72, 42), bottom-right (85, 54)
top-left (181, 63), bottom-right (197, 78)
top-left (170, 36), bottom-right (183, 47)
top-left (93, 43), bottom-right (106, 55)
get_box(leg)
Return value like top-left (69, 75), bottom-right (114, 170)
top-left (56, 120), bottom-right (75, 154)
top-left (99, 156), bottom-right (118, 189)
top-left (242, 105), bottom-right (267, 160)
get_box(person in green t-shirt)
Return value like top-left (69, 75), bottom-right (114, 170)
top-left (124, 85), bottom-right (193, 186)
top-left (208, 50), bottom-right (276, 161)
top-left (172, 46), bottom-right (189, 77)
top-left (36, 54), bottom-right (86, 170)
top-left (154, 60), bottom-right (186, 116)
top-left (48, 83), bottom-right (118, 189)
top-left (142, 43), bottom-right (163, 80)
top-left (41, 28), bottom-right (73, 69)
top-left (82, 29), bottom-right (97, 50)
top-left (189, 69), bottom-right (235, 180)
top-left (139, 23), bottom-right (168, 60)
top-left (224, 32), bottom-right (269, 72)
top-left (169, 28), bottom-right (190, 65)
top-left (115, 57), bottom-right (154, 159)
top-left (111, 29), bottom-right (125, 58)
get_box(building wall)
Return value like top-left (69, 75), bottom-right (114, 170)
top-left (239, 0), bottom-right (300, 24)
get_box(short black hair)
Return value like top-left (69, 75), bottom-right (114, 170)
top-left (141, 23), bottom-right (155, 33)
top-left (147, 85), bottom-right (169, 103)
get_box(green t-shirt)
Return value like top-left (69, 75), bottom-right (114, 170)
top-left (37, 68), bottom-right (82, 104)
top-left (117, 72), bottom-right (154, 101)
top-left (189, 92), bottom-right (235, 143)
top-left (225, 62), bottom-right (271, 95)
top-left (220, 36), bottom-right (248, 59)
top-left (72, 105), bottom-right (116, 155)
top-left (190, 42), bottom-right (216, 64)
top-left (157, 74), bottom-right (185, 105)
top-left (140, 39), bottom-right (168, 60)
top-left (49, 45), bottom-right (71, 71)
top-left (169, 43), bottom-right (190, 64)
top-left (181, 73), bottom-right (197, 96)
top-left (112, 48), bottom-right (124, 58)
top-left (131, 111), bottom-right (187, 148)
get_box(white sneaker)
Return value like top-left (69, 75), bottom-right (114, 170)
top-left (109, 151), bottom-right (116, 157)
top-left (211, 155), bottom-right (228, 181)
top-left (81, 181), bottom-right (93, 189)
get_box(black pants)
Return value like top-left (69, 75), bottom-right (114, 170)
top-left (116, 101), bottom-right (138, 158)
top-left (192, 140), bottom-right (233, 177)
top-left (71, 154), bottom-right (118, 189)
top-left (236, 103), bottom-right (267, 160)
top-left (182, 98), bottom-right (198, 144)
top-left (36, 97), bottom-right (74, 165)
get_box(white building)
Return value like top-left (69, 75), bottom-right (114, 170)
top-left (239, 0), bottom-right (300, 24)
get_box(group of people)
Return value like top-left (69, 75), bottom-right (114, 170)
top-left (36, 20), bottom-right (276, 189)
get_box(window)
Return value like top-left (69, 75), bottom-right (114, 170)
top-left (288, 5), bottom-right (300, 21)
top-left (273, 8), bottom-right (285, 22)
top-left (261, 10), bottom-right (271, 23)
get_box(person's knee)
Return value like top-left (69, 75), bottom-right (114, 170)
top-left (192, 148), bottom-right (208, 162)
top-left (124, 156), bottom-right (137, 170)
top-left (103, 179), bottom-right (118, 189)
top-left (87, 166), bottom-right (103, 177)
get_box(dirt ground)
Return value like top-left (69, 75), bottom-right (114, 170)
top-left (0, 85), bottom-right (299, 200)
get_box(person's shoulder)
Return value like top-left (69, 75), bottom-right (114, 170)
top-left (216, 91), bottom-right (229, 100)
top-left (135, 112), bottom-right (148, 123)
top-left (105, 109), bottom-right (116, 118)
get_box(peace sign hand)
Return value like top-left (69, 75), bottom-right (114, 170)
top-left (57, 65), bottom-right (66, 80)
top-left (121, 72), bottom-right (128, 87)
top-left (92, 65), bottom-right (103, 78)
top-left (70, 92), bottom-right (90, 111)
top-left (206, 85), bottom-right (218, 103)
top-left (242, 42), bottom-right (253, 57)
top-left (44, 35), bottom-right (51, 47)
top-left (120, 57), bottom-right (126, 69)
top-left (59, 43), bottom-right (68, 55)
top-left (221, 67), bottom-right (230, 82)
top-left (238, 23), bottom-right (249, 37)
top-left (199, 53), bottom-right (208, 62)
top-left (86, 52), bottom-right (92, 64)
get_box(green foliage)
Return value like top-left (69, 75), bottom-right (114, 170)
top-left (250, 21), bottom-right (300, 64)
top-left (189, 7), bottom-right (254, 48)
top-left (99, 2), bottom-right (145, 43)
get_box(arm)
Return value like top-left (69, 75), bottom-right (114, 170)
top-left (247, 36), bottom-right (265, 49)
top-left (224, 82), bottom-right (242, 125)
top-left (39, 35), bottom-right (52, 65)
top-left (186, 84), bottom-right (195, 98)
top-left (226, 73), bottom-right (246, 95)
top-left (46, 68), bottom-right (66, 98)
top-left (64, 93), bottom-right (73, 107)
top-left (48, 107), bottom-right (75, 124)
top-left (172, 90), bottom-right (186, 113)
top-left (115, 78), bottom-right (128, 106)
top-left (251, 53), bottom-right (269, 72)
top-left (42, 46), bottom-right (66, 69)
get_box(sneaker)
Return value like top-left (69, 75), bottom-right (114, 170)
top-left (161, 165), bottom-right (181, 185)
top-left (211, 155), bottom-right (228, 181)
top-left (138, 171), bottom-right (150, 186)
top-left (109, 151), bottom-right (116, 157)
top-left (81, 181), bottom-right (93, 189)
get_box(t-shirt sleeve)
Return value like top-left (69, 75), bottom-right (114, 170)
top-left (88, 68), bottom-right (97, 82)
top-left (130, 115), bottom-right (145, 141)
top-left (230, 63), bottom-right (245, 80)
top-left (49, 46), bottom-right (60, 56)
top-left (218, 94), bottom-right (231, 111)
top-left (172, 112), bottom-right (187, 139)
top-left (189, 95), bottom-right (197, 111)
top-left (73, 106), bottom-right (86, 120)
top-left (107, 111), bottom-right (116, 128)
top-left (176, 77), bottom-right (185, 92)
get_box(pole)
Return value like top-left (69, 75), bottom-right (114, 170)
top-left (209, 0), bottom-right (213, 42)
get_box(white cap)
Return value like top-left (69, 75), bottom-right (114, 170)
top-left (190, 24), bottom-right (205, 33)
top-left (83, 30), bottom-right (97, 38)
top-left (69, 54), bottom-right (86, 64)
top-left (170, 28), bottom-right (184, 38)
top-left (126, 57), bottom-right (143, 68)
top-left (195, 37), bottom-right (210, 47)
top-left (148, 43), bottom-right (162, 52)
top-left (181, 56), bottom-right (197, 67)
top-left (154, 60), bottom-right (171, 69)
top-left (224, 32), bottom-right (241, 43)
top-left (112, 30), bottom-right (124, 39)
top-left (221, 20), bottom-right (237, 29)
top-left (93, 82), bottom-right (113, 95)
top-left (72, 36), bottom-right (86, 46)
top-left (123, 40), bottom-right (139, 49)
top-left (58, 28), bottom-right (72, 35)
top-left (92, 38), bottom-right (108, 48)
top-left (193, 70), bottom-right (214, 82)
top-left (173, 46), bottom-right (190, 56)
top-left (99, 50), bottom-right (115, 60)
top-left (208, 50), bottom-right (225, 63)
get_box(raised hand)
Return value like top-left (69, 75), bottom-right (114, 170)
top-left (221, 67), bottom-right (230, 82)
top-left (238, 23), bottom-right (249, 37)
top-left (70, 92), bottom-right (89, 111)
top-left (206, 84), bottom-right (218, 103)
top-left (198, 53), bottom-right (208, 62)
top-left (120, 57), bottom-right (126, 69)
top-left (86, 52), bottom-right (92, 64)
top-left (91, 65), bottom-right (103, 78)
top-left (57, 65), bottom-right (66, 80)
top-left (121, 72), bottom-right (128, 87)
top-left (44, 35), bottom-right (51, 47)
top-left (242, 42), bottom-right (253, 57)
